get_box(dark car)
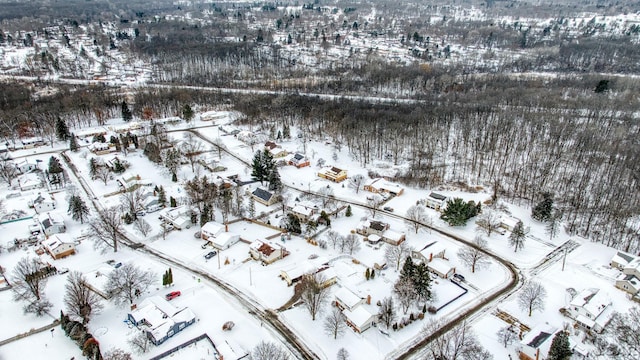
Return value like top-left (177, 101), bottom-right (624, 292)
top-left (204, 251), bottom-right (217, 259)
top-left (383, 206), bottom-right (394, 212)
top-left (453, 273), bottom-right (465, 282)
top-left (165, 291), bottom-right (181, 300)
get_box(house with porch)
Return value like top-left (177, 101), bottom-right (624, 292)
top-left (317, 166), bottom-right (347, 183)
top-left (249, 239), bottom-right (287, 265)
top-left (127, 296), bottom-right (196, 346)
top-left (43, 233), bottom-right (76, 260)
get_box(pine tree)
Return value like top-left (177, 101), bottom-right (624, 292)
top-left (509, 220), bottom-right (527, 252)
top-left (170, 196), bottom-right (177, 207)
top-left (69, 133), bottom-right (78, 152)
top-left (172, 172), bottom-right (178, 182)
top-left (365, 268), bottom-right (371, 280)
top-left (547, 331), bottom-right (572, 360)
top-left (162, 271), bottom-right (168, 286)
top-left (283, 123), bottom-right (290, 138)
top-left (89, 158), bottom-right (98, 179)
top-left (268, 168), bottom-right (282, 192)
top-left (345, 205), bottom-right (352, 217)
top-left (168, 268), bottom-right (173, 285)
top-left (56, 118), bottom-right (70, 140)
top-left (400, 256), bottom-right (416, 281)
top-left (158, 186), bottom-right (167, 207)
top-left (68, 195), bottom-right (90, 223)
top-left (440, 198), bottom-right (478, 226)
top-left (121, 101), bottom-right (132, 122)
top-left (182, 104), bottom-right (194, 123)
top-left (532, 192), bottom-right (554, 222)
top-left (370, 269), bottom-right (375, 279)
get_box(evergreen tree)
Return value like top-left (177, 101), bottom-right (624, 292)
top-left (48, 156), bottom-right (63, 174)
top-left (440, 198), bottom-right (478, 226)
top-left (121, 101), bottom-right (132, 122)
top-left (370, 269), bottom-right (375, 279)
top-left (168, 268), bottom-right (173, 285)
top-left (532, 192), bottom-right (554, 222)
top-left (170, 196), bottom-right (177, 207)
top-left (547, 331), bottom-right (572, 360)
top-left (89, 158), bottom-right (98, 179)
top-left (365, 268), bottom-right (370, 280)
top-left (172, 172), bottom-right (178, 182)
top-left (182, 104), bottom-right (194, 123)
top-left (162, 271), bottom-right (168, 286)
top-left (509, 220), bottom-right (527, 252)
top-left (345, 205), bottom-right (352, 217)
top-left (56, 118), bottom-right (70, 140)
top-left (400, 256), bottom-right (416, 281)
top-left (268, 168), bottom-right (282, 192)
top-left (68, 195), bottom-right (90, 223)
top-left (69, 133), bottom-right (78, 152)
top-left (251, 150), bottom-right (276, 185)
top-left (158, 186), bottom-right (167, 207)
top-left (412, 262), bottom-right (432, 303)
top-left (248, 196), bottom-right (256, 218)
top-left (283, 123), bottom-right (290, 138)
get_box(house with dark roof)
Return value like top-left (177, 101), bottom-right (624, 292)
top-left (518, 324), bottom-right (558, 360)
top-left (37, 213), bottom-right (66, 236)
top-left (610, 251), bottom-right (636, 270)
top-left (318, 166), bottom-right (347, 182)
top-left (356, 219), bottom-right (405, 245)
top-left (423, 192), bottom-right (449, 211)
top-left (289, 153), bottom-right (310, 168)
top-left (127, 296), bottom-right (196, 346)
top-left (251, 187), bottom-right (278, 206)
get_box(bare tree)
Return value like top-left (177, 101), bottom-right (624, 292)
top-left (423, 319), bottom-right (493, 360)
top-left (102, 348), bottom-right (133, 360)
top-left (95, 165), bottom-right (111, 185)
top-left (546, 210), bottom-right (562, 241)
top-left (457, 235), bottom-right (491, 273)
top-left (317, 185), bottom-right (335, 209)
top-left (11, 257), bottom-right (48, 301)
top-left (405, 204), bottom-right (431, 234)
top-left (323, 307), bottom-right (346, 339)
top-left (367, 194), bottom-right (383, 217)
top-left (105, 263), bottom-right (155, 306)
top-left (325, 230), bottom-right (343, 250)
top-left (343, 233), bottom-right (361, 255)
top-left (378, 296), bottom-right (396, 329)
top-left (475, 210), bottom-right (502, 237)
top-left (119, 187), bottom-right (144, 217)
top-left (0, 153), bottom-right (18, 185)
top-left (250, 341), bottom-right (290, 360)
top-left (133, 218), bottom-right (152, 237)
top-left (89, 208), bottom-right (125, 253)
top-left (64, 271), bottom-right (103, 324)
top-left (394, 276), bottom-right (416, 314)
top-left (301, 272), bottom-right (330, 321)
top-left (336, 348), bottom-right (350, 360)
top-left (608, 307), bottom-right (640, 360)
top-left (180, 132), bottom-right (204, 172)
top-left (496, 325), bottom-right (518, 348)
top-left (348, 174), bottom-right (365, 194)
top-left (128, 331), bottom-right (151, 355)
top-left (518, 281), bottom-right (547, 316)
top-left (509, 220), bottom-right (527, 252)
top-left (384, 242), bottom-right (413, 271)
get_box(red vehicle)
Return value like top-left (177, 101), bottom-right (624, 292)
top-left (165, 291), bottom-right (181, 300)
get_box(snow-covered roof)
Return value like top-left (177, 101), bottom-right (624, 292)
top-left (570, 288), bottom-right (611, 318)
top-left (382, 229), bottom-right (404, 242)
top-left (365, 178), bottom-right (404, 194)
top-left (419, 241), bottom-right (447, 258)
top-left (611, 251), bottom-right (636, 267)
top-left (342, 306), bottom-right (374, 328)
top-left (212, 232), bottom-right (240, 248)
top-left (335, 287), bottom-right (363, 310)
top-left (43, 233), bottom-right (74, 251)
top-left (427, 258), bottom-right (454, 275)
top-left (292, 205), bottom-right (313, 217)
top-left (202, 221), bottom-right (225, 237)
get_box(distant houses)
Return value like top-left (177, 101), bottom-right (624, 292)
top-left (127, 296), bottom-right (196, 345)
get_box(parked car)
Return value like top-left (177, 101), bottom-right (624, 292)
top-left (135, 210), bottom-right (146, 217)
top-left (453, 273), bottom-right (465, 282)
top-left (165, 291), bottom-right (181, 300)
top-left (204, 251), bottom-right (217, 259)
top-left (113, 262), bottom-right (122, 269)
top-left (57, 267), bottom-right (69, 274)
top-left (383, 206), bottom-right (394, 212)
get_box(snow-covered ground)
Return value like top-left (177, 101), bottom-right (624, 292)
top-left (0, 112), bottom-right (637, 359)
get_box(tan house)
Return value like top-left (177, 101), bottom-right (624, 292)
top-left (363, 178), bottom-right (404, 196)
top-left (249, 239), bottom-right (287, 264)
top-left (357, 219), bottom-right (405, 245)
top-left (251, 188), bottom-right (278, 206)
top-left (43, 233), bottom-right (76, 259)
top-left (318, 166), bottom-right (347, 183)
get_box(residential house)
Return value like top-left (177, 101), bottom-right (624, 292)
top-left (116, 173), bottom-right (152, 192)
top-left (20, 137), bottom-right (46, 148)
top-left (423, 192), bottom-right (449, 211)
top-left (264, 141), bottom-right (278, 151)
top-left (363, 178), bottom-right (405, 196)
top-left (334, 287), bottom-right (366, 312)
top-left (249, 239), bottom-right (287, 264)
top-left (251, 187), bottom-right (278, 206)
top-left (342, 306), bottom-right (376, 333)
top-left (567, 288), bottom-right (613, 333)
top-left (29, 193), bottom-right (56, 213)
top-left (610, 251), bottom-right (636, 271)
top-left (140, 189), bottom-right (162, 213)
top-left (15, 159), bottom-right (37, 173)
top-left (426, 258), bottom-right (456, 279)
top-left (357, 219), bottom-right (405, 245)
top-left (289, 204), bottom-right (316, 223)
top-left (500, 215), bottom-right (521, 232)
top-left (211, 232), bottom-right (241, 250)
top-left (158, 206), bottom-right (193, 230)
top-left (317, 166), bottom-right (347, 183)
top-left (37, 213), bottom-right (66, 236)
top-left (615, 273), bottom-right (640, 296)
top-left (88, 142), bottom-right (115, 154)
top-left (267, 145), bottom-right (288, 158)
top-left (201, 221), bottom-right (225, 241)
top-left (412, 241), bottom-right (448, 263)
top-left (18, 173), bottom-right (42, 191)
top-left (43, 233), bottom-right (76, 259)
top-left (518, 324), bottom-right (558, 360)
top-left (127, 296), bottom-right (196, 346)
top-left (288, 153), bottom-right (310, 168)
top-left (280, 262), bottom-right (336, 287)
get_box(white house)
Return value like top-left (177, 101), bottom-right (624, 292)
top-left (43, 233), bottom-right (76, 260)
top-left (334, 287), bottom-right (365, 312)
top-left (127, 296), bottom-right (196, 346)
top-left (426, 258), bottom-right (456, 279)
top-left (290, 204), bottom-right (316, 222)
top-left (518, 324), bottom-right (558, 360)
top-left (413, 241), bottom-right (447, 263)
top-left (424, 192), bottom-right (448, 211)
top-left (567, 288), bottom-right (613, 333)
top-left (363, 178), bottom-right (404, 196)
top-left (37, 213), bottom-right (66, 236)
top-left (211, 232), bottom-right (240, 250)
top-left (18, 173), bottom-right (42, 191)
top-left (158, 206), bottom-right (193, 230)
top-left (342, 306), bottom-right (376, 333)
top-left (29, 193), bottom-right (56, 213)
top-left (201, 221), bottom-right (225, 241)
top-left (610, 251), bottom-right (636, 270)
top-left (15, 159), bottom-right (37, 173)
top-left (249, 239), bottom-right (286, 264)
